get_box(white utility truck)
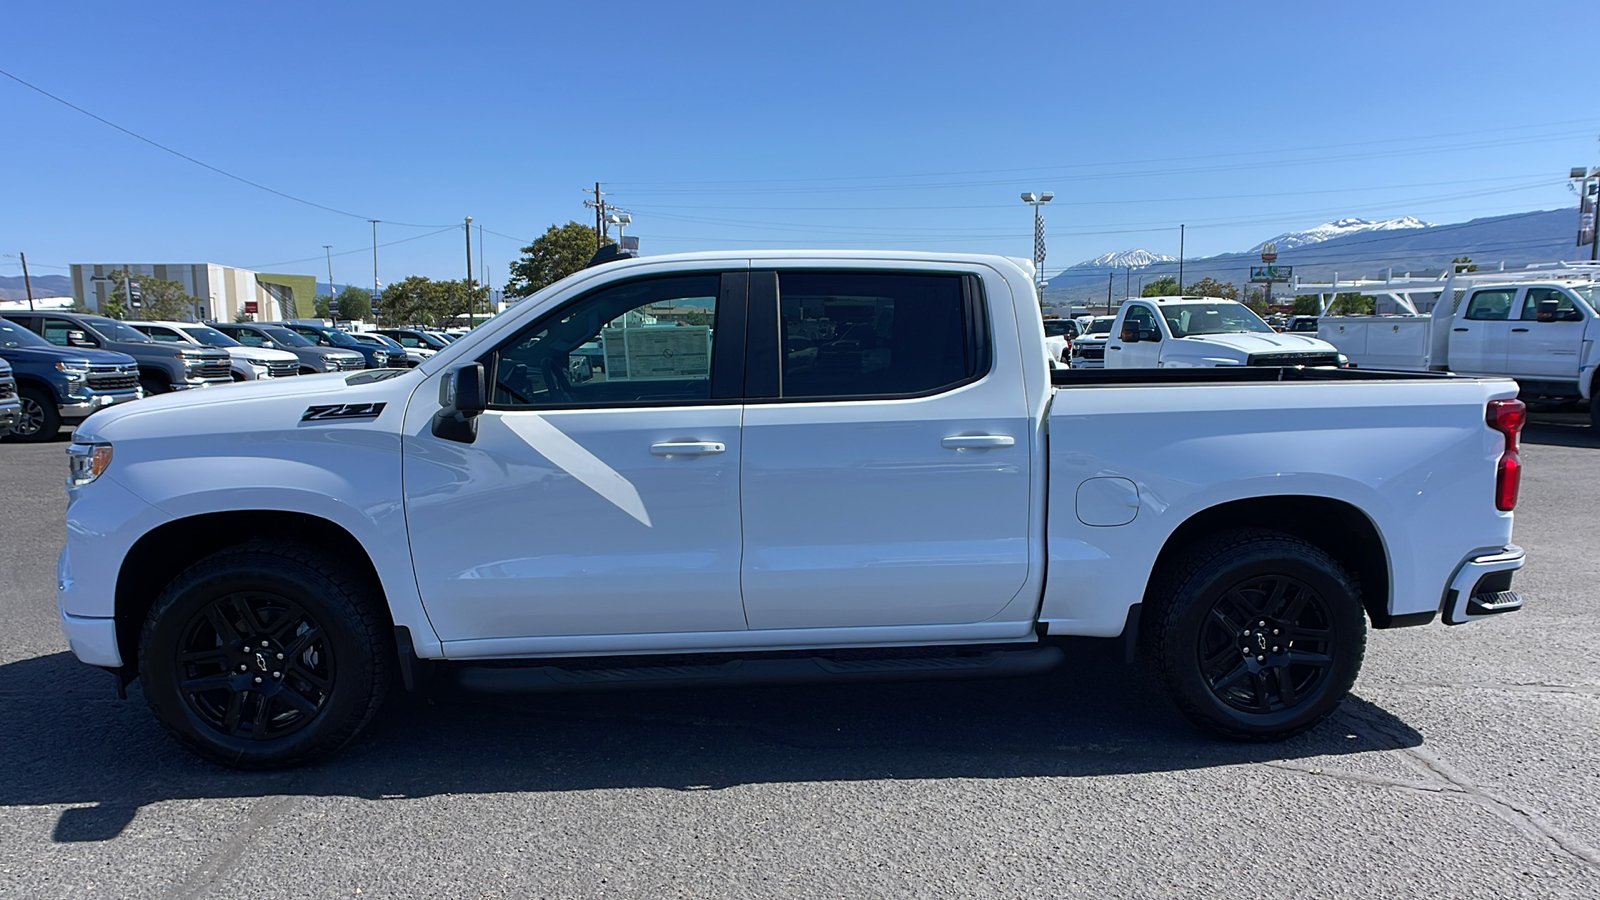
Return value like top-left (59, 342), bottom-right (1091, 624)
top-left (1302, 263), bottom-right (1600, 428)
top-left (1104, 296), bottom-right (1342, 368)
top-left (57, 252), bottom-right (1527, 767)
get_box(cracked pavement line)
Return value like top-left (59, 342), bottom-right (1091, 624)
top-left (162, 795), bottom-right (302, 900)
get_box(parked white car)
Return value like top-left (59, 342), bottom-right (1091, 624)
top-left (58, 251), bottom-right (1526, 767)
top-left (130, 321), bottom-right (301, 381)
top-left (1106, 297), bottom-right (1342, 368)
top-left (1069, 315), bottom-right (1117, 368)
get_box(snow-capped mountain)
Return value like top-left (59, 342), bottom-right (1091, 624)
top-left (1067, 249), bottom-right (1177, 270)
top-left (1250, 217), bottom-right (1432, 253)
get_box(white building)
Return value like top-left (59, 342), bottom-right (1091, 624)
top-left (70, 264), bottom-right (317, 322)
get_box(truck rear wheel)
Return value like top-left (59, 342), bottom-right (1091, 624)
top-left (137, 541), bottom-right (391, 768)
top-left (4, 386), bottom-right (60, 443)
top-left (1144, 529), bottom-right (1365, 741)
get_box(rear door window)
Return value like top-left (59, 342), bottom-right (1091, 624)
top-left (773, 272), bottom-right (983, 399)
top-left (1464, 290), bottom-right (1515, 321)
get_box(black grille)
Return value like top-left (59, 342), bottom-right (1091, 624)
top-left (1248, 352), bottom-right (1340, 367)
top-left (335, 357), bottom-right (364, 372)
top-left (87, 365), bottom-right (139, 392)
top-left (0, 378), bottom-right (14, 400)
top-left (266, 360), bottom-right (299, 377)
top-left (1077, 345), bottom-right (1106, 361)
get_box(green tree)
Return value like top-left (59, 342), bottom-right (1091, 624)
top-left (380, 276), bottom-right (489, 327)
top-left (1185, 277), bottom-right (1239, 300)
top-left (1327, 292), bottom-right (1377, 316)
top-left (106, 270), bottom-right (200, 321)
top-left (1291, 295), bottom-right (1320, 316)
top-left (313, 294), bottom-right (335, 318)
top-left (1452, 256), bottom-right (1478, 273)
top-left (505, 221), bottom-right (611, 299)
top-left (1141, 276), bottom-right (1180, 297)
top-left (334, 285), bottom-right (373, 322)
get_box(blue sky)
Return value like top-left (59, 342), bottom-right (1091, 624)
top-left (2, 0), bottom-right (1595, 291)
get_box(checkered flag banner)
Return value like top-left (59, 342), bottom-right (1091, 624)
top-left (1033, 217), bottom-right (1047, 268)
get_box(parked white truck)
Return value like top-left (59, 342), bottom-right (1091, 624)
top-left (1104, 296), bottom-right (1342, 368)
top-left (56, 251), bottom-right (1528, 767)
top-left (1304, 264), bottom-right (1600, 428)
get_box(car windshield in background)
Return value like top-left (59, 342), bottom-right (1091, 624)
top-left (1044, 321), bottom-right (1072, 337)
top-left (86, 317), bottom-right (155, 342)
top-left (322, 330), bottom-right (363, 348)
top-left (261, 326), bottom-right (315, 347)
top-left (0, 318), bottom-right (54, 349)
top-left (178, 325), bottom-right (241, 348)
top-left (1162, 303), bottom-right (1274, 337)
top-left (1575, 286), bottom-right (1597, 309)
top-left (1086, 319), bottom-right (1114, 335)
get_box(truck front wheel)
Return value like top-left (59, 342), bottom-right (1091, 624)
top-left (3, 387), bottom-right (60, 442)
top-left (138, 541), bottom-right (391, 768)
top-left (1145, 529), bottom-right (1366, 741)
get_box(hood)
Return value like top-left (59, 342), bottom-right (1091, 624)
top-left (223, 346), bottom-right (300, 363)
top-left (0, 344), bottom-right (141, 368)
top-left (75, 368), bottom-right (420, 443)
top-left (1174, 332), bottom-right (1337, 355)
top-left (105, 340), bottom-right (230, 360)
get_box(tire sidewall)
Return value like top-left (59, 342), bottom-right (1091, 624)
top-left (6, 387), bottom-right (59, 443)
top-left (140, 560), bottom-right (377, 766)
top-left (1165, 543), bottom-right (1365, 737)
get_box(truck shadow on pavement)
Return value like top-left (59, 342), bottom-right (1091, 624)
top-left (0, 648), bottom-right (1421, 843)
top-left (1523, 418), bottom-right (1600, 448)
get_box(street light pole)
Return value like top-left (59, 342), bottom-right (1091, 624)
top-left (323, 245), bottom-right (334, 299)
top-left (369, 220), bottom-right (380, 324)
top-left (1178, 224), bottom-right (1185, 293)
top-left (1021, 191), bottom-right (1055, 302)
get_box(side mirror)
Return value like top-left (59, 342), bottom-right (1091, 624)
top-left (1120, 327), bottom-right (1140, 343)
top-left (433, 363), bottom-right (486, 443)
top-left (68, 330), bottom-right (95, 347)
top-left (1536, 299), bottom-right (1560, 322)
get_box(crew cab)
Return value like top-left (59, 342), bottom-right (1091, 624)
top-left (129, 321), bottom-right (301, 381)
top-left (55, 252), bottom-right (1527, 768)
top-left (0, 316), bottom-right (141, 443)
top-left (1106, 297), bottom-right (1342, 368)
top-left (6, 311), bottom-right (232, 394)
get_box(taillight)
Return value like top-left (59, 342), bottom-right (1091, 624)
top-left (1486, 399), bottom-right (1525, 511)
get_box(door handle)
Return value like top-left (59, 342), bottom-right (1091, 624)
top-left (650, 441), bottom-right (726, 456)
top-left (1109, 345), bottom-right (1122, 350)
top-left (1511, 327), bottom-right (1529, 333)
top-left (942, 435), bottom-right (1015, 449)
top-left (1452, 328), bottom-right (1469, 332)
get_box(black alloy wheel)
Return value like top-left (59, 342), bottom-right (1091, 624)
top-left (174, 592), bottom-right (334, 742)
top-left (5, 387), bottom-right (59, 443)
top-left (1196, 574), bottom-right (1334, 715)
top-left (139, 542), bottom-right (391, 768)
top-left (1145, 529), bottom-right (1365, 741)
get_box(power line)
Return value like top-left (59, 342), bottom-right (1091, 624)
top-left (246, 226), bottom-right (459, 270)
top-left (0, 66), bottom-right (453, 229)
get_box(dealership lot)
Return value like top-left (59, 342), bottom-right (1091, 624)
top-left (1, 418), bottom-right (1597, 899)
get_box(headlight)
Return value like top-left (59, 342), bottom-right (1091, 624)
top-left (55, 361), bottom-right (87, 381)
top-left (321, 354), bottom-right (338, 364)
top-left (66, 442), bottom-right (114, 487)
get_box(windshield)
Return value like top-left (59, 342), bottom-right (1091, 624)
top-left (1576, 286), bottom-right (1598, 310)
top-left (84, 317), bottom-right (155, 342)
top-left (1161, 302), bottom-right (1274, 337)
top-left (1043, 320), bottom-right (1073, 337)
top-left (1086, 318), bottom-right (1114, 335)
top-left (418, 332), bottom-right (448, 348)
top-left (261, 326), bottom-right (314, 347)
top-left (322, 330), bottom-right (362, 348)
top-left (179, 325), bottom-right (241, 348)
top-left (0, 318), bottom-right (54, 349)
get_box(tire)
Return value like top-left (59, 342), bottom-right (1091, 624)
top-left (4, 386), bottom-right (60, 443)
top-left (1143, 528), bottom-right (1366, 741)
top-left (138, 541), bottom-right (392, 768)
top-left (1590, 387), bottom-right (1598, 431)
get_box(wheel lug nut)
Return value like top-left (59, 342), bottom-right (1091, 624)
top-left (239, 664), bottom-right (248, 671)
top-left (254, 676), bottom-right (263, 684)
top-left (1272, 646), bottom-right (1281, 653)
top-left (1256, 655), bottom-right (1265, 663)
top-left (272, 671), bottom-right (281, 678)
top-left (1258, 620), bottom-right (1266, 627)
top-left (276, 653), bottom-right (284, 660)
top-left (1273, 629), bottom-right (1281, 635)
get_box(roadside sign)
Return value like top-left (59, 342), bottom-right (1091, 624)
top-left (244, 300), bottom-right (259, 315)
top-left (1250, 265), bottom-right (1293, 283)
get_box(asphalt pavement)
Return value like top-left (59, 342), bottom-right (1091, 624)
top-left (1, 417), bottom-right (1597, 899)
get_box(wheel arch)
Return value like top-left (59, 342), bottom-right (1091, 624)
top-left (113, 510), bottom-right (392, 677)
top-left (1143, 495), bottom-right (1395, 628)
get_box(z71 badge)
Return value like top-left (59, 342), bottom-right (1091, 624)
top-left (300, 402), bottom-right (387, 423)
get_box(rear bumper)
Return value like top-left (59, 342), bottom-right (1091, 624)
top-left (1443, 544), bottom-right (1525, 625)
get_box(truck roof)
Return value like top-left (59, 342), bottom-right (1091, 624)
top-left (1139, 295), bottom-right (1237, 304)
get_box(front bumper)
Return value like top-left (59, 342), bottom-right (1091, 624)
top-left (59, 389), bottom-right (142, 424)
top-left (60, 609), bottom-right (122, 667)
top-left (0, 396), bottom-right (19, 432)
top-left (1443, 544), bottom-right (1525, 625)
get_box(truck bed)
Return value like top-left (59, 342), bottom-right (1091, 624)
top-left (1050, 365), bottom-right (1461, 387)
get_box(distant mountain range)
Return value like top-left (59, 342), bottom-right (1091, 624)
top-left (0, 273), bottom-right (71, 302)
top-left (1068, 249), bottom-right (1177, 270)
top-left (1044, 207), bottom-right (1587, 306)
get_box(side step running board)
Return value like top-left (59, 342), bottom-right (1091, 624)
top-left (454, 646), bottom-right (1065, 694)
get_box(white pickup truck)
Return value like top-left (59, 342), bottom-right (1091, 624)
top-left (1312, 271), bottom-right (1600, 428)
top-left (1105, 296), bottom-right (1343, 368)
top-left (56, 252), bottom-right (1528, 767)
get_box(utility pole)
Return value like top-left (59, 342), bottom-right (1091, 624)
top-left (323, 245), bottom-right (334, 295)
top-left (584, 183), bottom-right (612, 242)
top-left (370, 220), bottom-right (380, 325)
top-left (19, 252), bottom-right (35, 311)
top-left (1177, 224), bottom-right (1186, 293)
top-left (1106, 272), bottom-right (1113, 314)
top-left (465, 216), bottom-right (474, 328)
